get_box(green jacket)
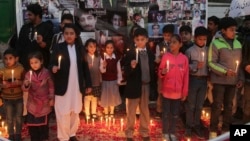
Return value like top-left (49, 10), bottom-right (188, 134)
top-left (208, 32), bottom-right (244, 85)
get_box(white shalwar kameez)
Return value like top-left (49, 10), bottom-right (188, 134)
top-left (55, 44), bottom-right (82, 141)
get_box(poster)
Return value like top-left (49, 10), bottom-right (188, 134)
top-left (20, 0), bottom-right (207, 50)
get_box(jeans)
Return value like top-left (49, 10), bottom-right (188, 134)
top-left (162, 97), bottom-right (181, 134)
top-left (185, 76), bottom-right (207, 128)
top-left (4, 98), bottom-right (23, 135)
top-left (210, 84), bottom-right (236, 132)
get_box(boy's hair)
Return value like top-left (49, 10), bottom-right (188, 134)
top-left (162, 24), bottom-right (175, 34)
top-left (208, 16), bottom-right (220, 25)
top-left (4, 48), bottom-right (18, 57)
top-left (194, 26), bottom-right (209, 37)
top-left (61, 14), bottom-right (74, 23)
top-left (63, 23), bottom-right (80, 36)
top-left (133, 28), bottom-right (148, 38)
top-left (184, 10), bottom-right (191, 14)
top-left (172, 34), bottom-right (182, 43)
top-left (179, 25), bottom-right (192, 34)
top-left (27, 3), bottom-right (43, 18)
top-left (28, 51), bottom-right (44, 63)
top-left (219, 17), bottom-right (237, 30)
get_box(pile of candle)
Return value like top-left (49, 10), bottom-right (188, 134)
top-left (0, 116), bottom-right (8, 138)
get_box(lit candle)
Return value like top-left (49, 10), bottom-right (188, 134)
top-left (11, 69), bottom-right (14, 82)
top-left (235, 60), bottom-right (239, 72)
top-left (34, 32), bottom-right (38, 40)
top-left (163, 48), bottom-right (166, 53)
top-left (0, 131), bottom-right (2, 136)
top-left (29, 70), bottom-right (32, 82)
top-left (166, 60), bottom-right (169, 70)
top-left (100, 117), bottom-right (103, 124)
top-left (104, 53), bottom-right (106, 61)
top-left (187, 138), bottom-right (191, 141)
top-left (91, 55), bottom-right (94, 66)
top-left (58, 55), bottom-right (62, 69)
top-left (4, 126), bottom-right (7, 133)
top-left (201, 51), bottom-right (205, 62)
top-left (202, 110), bottom-right (205, 118)
top-left (127, 48), bottom-right (130, 52)
top-left (86, 116), bottom-right (89, 125)
top-left (206, 113), bottom-right (209, 119)
top-left (136, 48), bottom-right (138, 63)
top-left (150, 119), bottom-right (153, 126)
top-left (92, 118), bottom-right (94, 126)
top-left (1, 121), bottom-right (4, 127)
top-left (0, 115), bottom-right (1, 120)
top-left (121, 118), bottom-right (124, 131)
top-left (105, 118), bottom-right (108, 126)
top-left (113, 118), bottom-right (115, 125)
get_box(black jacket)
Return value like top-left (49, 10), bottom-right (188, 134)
top-left (50, 42), bottom-right (92, 95)
top-left (123, 47), bottom-right (156, 99)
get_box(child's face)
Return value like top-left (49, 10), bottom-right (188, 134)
top-left (169, 37), bottom-right (182, 53)
top-left (4, 54), bottom-right (18, 68)
top-left (180, 31), bottom-right (192, 43)
top-left (30, 57), bottom-right (43, 71)
top-left (63, 27), bottom-right (77, 45)
top-left (105, 43), bottom-right (114, 55)
top-left (222, 26), bottom-right (237, 40)
top-left (134, 35), bottom-right (148, 48)
top-left (163, 32), bottom-right (172, 42)
top-left (195, 35), bottom-right (207, 47)
top-left (87, 42), bottom-right (97, 55)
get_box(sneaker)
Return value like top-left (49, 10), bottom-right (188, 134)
top-left (209, 131), bottom-right (217, 139)
top-left (162, 134), bottom-right (169, 141)
top-left (192, 126), bottom-right (204, 139)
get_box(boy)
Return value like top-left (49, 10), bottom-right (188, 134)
top-left (50, 13), bottom-right (74, 53)
top-left (185, 26), bottom-right (209, 139)
top-left (124, 28), bottom-right (155, 141)
top-left (0, 48), bottom-right (25, 141)
top-left (207, 16), bottom-right (220, 46)
top-left (155, 24), bottom-right (175, 118)
top-left (179, 25), bottom-right (194, 54)
top-left (208, 17), bottom-right (243, 139)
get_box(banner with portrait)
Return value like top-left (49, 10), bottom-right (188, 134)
top-left (20, 0), bottom-right (207, 54)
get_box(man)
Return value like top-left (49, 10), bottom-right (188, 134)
top-left (16, 3), bottom-right (53, 70)
top-left (77, 9), bottom-right (97, 32)
top-left (151, 23), bottom-right (162, 38)
top-left (207, 16), bottom-right (220, 46)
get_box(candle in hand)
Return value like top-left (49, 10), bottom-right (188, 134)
top-left (235, 60), bottom-right (239, 72)
top-left (201, 51), bottom-right (205, 62)
top-left (136, 48), bottom-right (139, 63)
top-left (11, 69), bottom-right (14, 82)
top-left (29, 70), bottom-right (32, 82)
top-left (91, 55), bottom-right (94, 66)
top-left (58, 55), bottom-right (62, 69)
top-left (163, 48), bottom-right (166, 53)
top-left (104, 53), bottom-right (106, 61)
top-left (166, 60), bottom-right (169, 71)
top-left (34, 32), bottom-right (38, 40)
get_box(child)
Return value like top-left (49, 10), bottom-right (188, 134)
top-left (155, 24), bottom-right (175, 118)
top-left (50, 13), bottom-right (74, 53)
top-left (208, 17), bottom-right (243, 139)
top-left (22, 51), bottom-right (54, 141)
top-left (84, 38), bottom-right (101, 119)
top-left (158, 34), bottom-right (189, 141)
top-left (0, 48), bottom-right (24, 141)
top-left (50, 23), bottom-right (92, 141)
top-left (179, 25), bottom-right (194, 54)
top-left (100, 40), bottom-right (122, 117)
top-left (185, 26), bottom-right (209, 139)
top-left (124, 28), bottom-right (156, 141)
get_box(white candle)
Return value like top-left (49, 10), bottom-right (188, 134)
top-left (58, 55), bottom-right (62, 69)
top-left (34, 32), bottom-right (38, 40)
top-left (91, 55), bottom-right (94, 66)
top-left (201, 51), bottom-right (205, 62)
top-left (100, 117), bottom-right (103, 124)
top-left (150, 119), bottom-right (153, 126)
top-left (235, 60), bottom-right (239, 72)
top-left (92, 118), bottom-right (94, 126)
top-left (206, 113), bottom-right (209, 119)
top-left (163, 48), bottom-right (166, 53)
top-left (11, 70), bottom-right (14, 82)
top-left (29, 70), bottom-right (32, 82)
top-left (4, 126), bottom-right (7, 133)
top-left (202, 110), bottom-right (205, 117)
top-left (113, 118), bottom-right (115, 125)
top-left (127, 48), bottom-right (130, 52)
top-left (136, 48), bottom-right (139, 63)
top-left (86, 116), bottom-right (89, 125)
top-left (166, 60), bottom-right (169, 70)
top-left (1, 121), bottom-right (4, 127)
top-left (104, 53), bottom-right (106, 61)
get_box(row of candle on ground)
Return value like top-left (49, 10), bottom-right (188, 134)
top-left (201, 110), bottom-right (210, 120)
top-left (0, 116), bottom-right (8, 138)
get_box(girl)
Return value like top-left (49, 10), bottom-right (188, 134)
top-left (50, 23), bottom-right (92, 141)
top-left (84, 38), bottom-right (101, 120)
top-left (158, 34), bottom-right (189, 141)
top-left (100, 40), bottom-right (122, 117)
top-left (22, 51), bottom-right (54, 141)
